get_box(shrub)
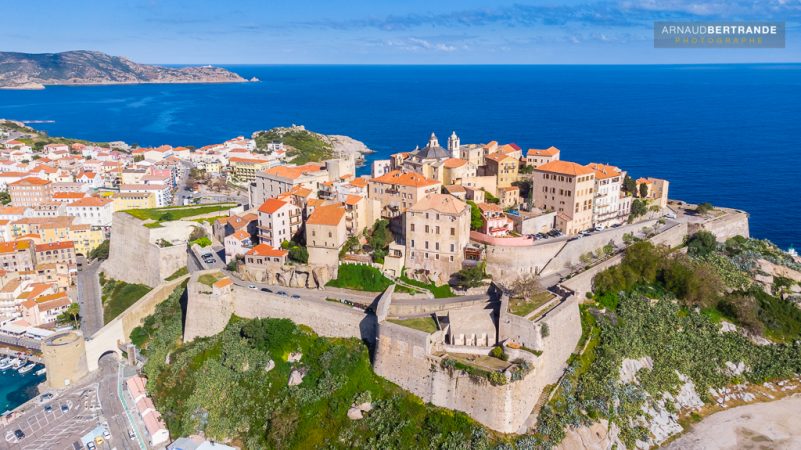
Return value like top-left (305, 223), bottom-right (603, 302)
top-left (687, 230), bottom-right (717, 257)
top-left (490, 346), bottom-right (508, 361)
top-left (540, 323), bottom-right (550, 338)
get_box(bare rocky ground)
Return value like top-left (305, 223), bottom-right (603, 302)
top-left (664, 394), bottom-right (801, 450)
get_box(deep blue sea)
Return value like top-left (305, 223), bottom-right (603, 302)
top-left (0, 65), bottom-right (799, 247)
top-left (0, 365), bottom-right (45, 413)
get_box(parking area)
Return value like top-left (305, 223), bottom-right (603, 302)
top-left (1, 386), bottom-right (102, 450)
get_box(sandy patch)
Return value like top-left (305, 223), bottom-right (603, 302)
top-left (664, 394), bottom-right (801, 449)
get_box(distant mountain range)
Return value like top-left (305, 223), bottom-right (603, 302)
top-left (0, 50), bottom-right (250, 89)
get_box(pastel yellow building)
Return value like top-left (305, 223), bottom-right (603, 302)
top-left (111, 192), bottom-right (157, 211)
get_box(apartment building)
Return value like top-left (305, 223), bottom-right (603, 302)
top-left (8, 177), bottom-right (53, 207)
top-left (533, 160), bottom-right (596, 235)
top-left (404, 193), bottom-right (470, 283)
top-left (34, 241), bottom-right (77, 268)
top-left (478, 203), bottom-right (514, 237)
top-left (525, 147), bottom-right (561, 168)
top-left (484, 152), bottom-right (519, 188)
top-left (251, 163), bottom-right (326, 208)
top-left (368, 170), bottom-right (441, 219)
top-left (0, 240), bottom-right (35, 272)
top-left (229, 157), bottom-right (271, 182)
top-left (65, 196), bottom-right (114, 228)
top-left (257, 198), bottom-right (302, 248)
top-left (586, 163), bottom-right (631, 227)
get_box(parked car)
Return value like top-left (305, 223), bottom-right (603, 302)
top-left (248, 284), bottom-right (257, 289)
top-left (95, 436), bottom-right (105, 445)
top-left (128, 429), bottom-right (136, 439)
top-left (103, 430), bottom-right (111, 440)
top-left (260, 287), bottom-right (272, 293)
top-left (44, 404), bottom-right (53, 413)
top-left (14, 429), bottom-right (25, 440)
top-left (72, 441), bottom-right (82, 450)
top-left (291, 294), bottom-right (301, 300)
top-left (277, 291), bottom-right (288, 296)
top-left (86, 441), bottom-right (96, 450)
top-left (61, 403), bottom-right (69, 412)
top-left (40, 393), bottom-right (53, 401)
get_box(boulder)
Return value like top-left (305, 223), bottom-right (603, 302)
top-left (347, 407), bottom-right (363, 420)
top-left (356, 402), bottom-right (373, 412)
top-left (288, 352), bottom-right (302, 363)
top-left (264, 359), bottom-right (275, 372)
top-left (288, 368), bottom-right (306, 386)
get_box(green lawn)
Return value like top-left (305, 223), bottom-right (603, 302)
top-left (509, 291), bottom-right (555, 317)
top-left (165, 266), bottom-right (189, 281)
top-left (399, 274), bottom-right (454, 298)
top-left (101, 277), bottom-right (151, 324)
top-left (198, 273), bottom-right (223, 286)
top-left (124, 203), bottom-right (237, 222)
top-left (388, 316), bottom-right (439, 334)
top-left (326, 264), bottom-right (393, 292)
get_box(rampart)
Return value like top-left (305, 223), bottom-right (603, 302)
top-left (372, 286), bottom-right (581, 433)
top-left (102, 212), bottom-right (187, 287)
top-left (84, 276), bottom-right (188, 371)
top-left (183, 272), bottom-right (371, 343)
top-left (689, 209), bottom-right (750, 242)
top-left (484, 219), bottom-right (661, 282)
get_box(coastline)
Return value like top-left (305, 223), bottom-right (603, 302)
top-left (0, 78), bottom-right (255, 90)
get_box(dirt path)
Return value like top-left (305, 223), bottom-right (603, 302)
top-left (664, 394), bottom-right (801, 449)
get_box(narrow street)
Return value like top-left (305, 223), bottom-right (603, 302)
top-left (77, 260), bottom-right (104, 336)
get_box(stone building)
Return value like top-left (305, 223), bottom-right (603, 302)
top-left (250, 163), bottom-right (327, 208)
top-left (637, 177), bottom-right (670, 210)
top-left (533, 160), bottom-right (596, 235)
top-left (404, 193), bottom-right (470, 283)
top-left (484, 152), bottom-right (519, 188)
top-left (306, 204), bottom-right (347, 267)
top-left (368, 170), bottom-right (441, 219)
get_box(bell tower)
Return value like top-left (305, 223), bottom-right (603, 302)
top-left (447, 131), bottom-right (460, 158)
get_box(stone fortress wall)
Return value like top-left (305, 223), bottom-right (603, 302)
top-left (183, 271), bottom-right (370, 343)
top-left (102, 212), bottom-right (187, 287)
top-left (372, 290), bottom-right (581, 433)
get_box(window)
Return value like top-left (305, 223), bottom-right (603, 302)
top-left (410, 224), bottom-right (415, 232)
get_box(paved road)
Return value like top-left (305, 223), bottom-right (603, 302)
top-left (97, 355), bottom-right (141, 450)
top-left (77, 260), bottom-right (104, 336)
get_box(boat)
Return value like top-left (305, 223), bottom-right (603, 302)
top-left (0, 357), bottom-right (11, 370)
top-left (9, 358), bottom-right (22, 369)
top-left (18, 363), bottom-right (36, 374)
top-left (35, 368), bottom-right (46, 376)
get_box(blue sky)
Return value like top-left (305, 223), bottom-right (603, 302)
top-left (3, 0), bottom-right (799, 64)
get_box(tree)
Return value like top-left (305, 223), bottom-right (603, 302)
top-left (0, 192), bottom-right (9, 205)
top-left (454, 263), bottom-right (486, 289)
top-left (58, 302), bottom-right (81, 328)
top-left (89, 239), bottom-right (110, 260)
top-left (508, 274), bottom-right (543, 299)
top-left (466, 201), bottom-right (484, 231)
top-left (639, 182), bottom-right (649, 198)
top-left (629, 199), bottom-right (647, 219)
top-left (687, 230), bottom-right (717, 257)
top-left (484, 191), bottom-right (500, 204)
top-left (696, 202), bottom-right (714, 215)
top-left (623, 175), bottom-right (637, 195)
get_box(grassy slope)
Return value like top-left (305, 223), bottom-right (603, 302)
top-left (100, 277), bottom-right (151, 324)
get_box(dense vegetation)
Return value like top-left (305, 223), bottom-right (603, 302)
top-left (529, 235), bottom-right (801, 448)
top-left (99, 274), bottom-right (151, 324)
top-left (89, 239), bottom-right (110, 260)
top-left (280, 239), bottom-right (309, 264)
top-left (365, 219), bottom-right (392, 263)
top-left (326, 263), bottom-right (393, 292)
top-left (399, 273), bottom-right (454, 298)
top-left (593, 236), bottom-right (801, 342)
top-left (134, 285), bottom-right (493, 449)
top-left (254, 128), bottom-right (332, 164)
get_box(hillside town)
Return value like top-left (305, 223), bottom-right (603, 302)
top-left (5, 118), bottom-right (792, 450)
